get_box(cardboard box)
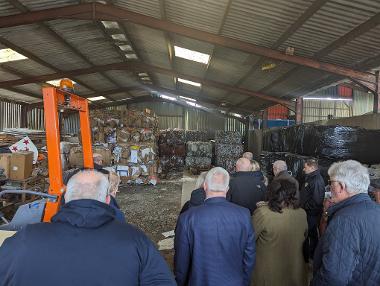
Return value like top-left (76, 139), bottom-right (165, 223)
top-left (68, 146), bottom-right (112, 168)
top-left (0, 153), bottom-right (12, 178)
top-left (10, 151), bottom-right (34, 181)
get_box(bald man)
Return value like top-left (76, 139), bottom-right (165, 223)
top-left (227, 157), bottom-right (267, 215)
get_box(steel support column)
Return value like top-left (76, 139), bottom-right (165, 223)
top-left (296, 97), bottom-right (303, 124)
top-left (373, 71), bottom-right (380, 113)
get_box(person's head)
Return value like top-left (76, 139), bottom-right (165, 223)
top-left (328, 160), bottom-right (370, 203)
top-left (195, 171), bottom-right (208, 189)
top-left (203, 167), bottom-right (230, 198)
top-left (65, 170), bottom-right (110, 204)
top-left (236, 158), bottom-right (252, 172)
top-left (251, 160), bottom-right (261, 172)
top-left (273, 160), bottom-right (287, 176)
top-left (242, 152), bottom-right (253, 161)
top-left (303, 158), bottom-right (318, 174)
top-left (93, 153), bottom-right (103, 166)
top-left (268, 178), bottom-right (300, 213)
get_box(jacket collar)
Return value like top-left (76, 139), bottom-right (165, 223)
top-left (52, 199), bottom-right (116, 228)
top-left (204, 197), bottom-right (227, 204)
top-left (234, 171), bottom-right (263, 178)
top-left (327, 193), bottom-right (372, 219)
top-left (276, 170), bottom-right (289, 177)
top-left (305, 169), bottom-right (320, 179)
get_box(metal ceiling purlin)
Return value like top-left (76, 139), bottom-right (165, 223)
top-left (199, 0), bottom-right (232, 99)
top-left (228, 0), bottom-right (330, 108)
top-left (159, 0), bottom-right (175, 73)
top-left (0, 60), bottom-right (293, 107)
top-left (0, 3), bottom-right (375, 84)
top-left (257, 10), bottom-right (380, 107)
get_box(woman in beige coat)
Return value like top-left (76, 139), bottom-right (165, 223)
top-left (252, 178), bottom-right (308, 286)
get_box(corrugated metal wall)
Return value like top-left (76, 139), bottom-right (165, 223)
top-left (27, 108), bottom-right (44, 130)
top-left (0, 101), bottom-right (22, 130)
top-left (353, 90), bottom-right (373, 116)
top-left (303, 100), bottom-right (351, 123)
top-left (129, 102), bottom-right (246, 136)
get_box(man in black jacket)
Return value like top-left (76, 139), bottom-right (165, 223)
top-left (300, 159), bottom-right (326, 259)
top-left (227, 157), bottom-right (267, 214)
top-left (0, 170), bottom-right (175, 286)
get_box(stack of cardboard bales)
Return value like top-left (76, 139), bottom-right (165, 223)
top-left (215, 131), bottom-right (243, 173)
top-left (89, 109), bottom-right (159, 185)
top-left (158, 129), bottom-right (186, 178)
top-left (185, 130), bottom-right (212, 171)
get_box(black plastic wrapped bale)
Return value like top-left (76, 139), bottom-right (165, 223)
top-left (185, 130), bottom-right (208, 142)
top-left (187, 142), bottom-right (212, 157)
top-left (215, 131), bottom-right (242, 144)
top-left (284, 153), bottom-right (312, 185)
top-left (215, 157), bottom-right (237, 173)
top-left (185, 157), bottom-right (212, 169)
top-left (259, 152), bottom-right (287, 179)
top-left (159, 143), bottom-right (186, 157)
top-left (158, 129), bottom-right (186, 145)
top-left (263, 125), bottom-right (380, 164)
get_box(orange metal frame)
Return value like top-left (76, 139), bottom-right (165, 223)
top-left (42, 87), bottom-right (93, 222)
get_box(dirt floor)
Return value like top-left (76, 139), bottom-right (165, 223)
top-left (116, 180), bottom-right (183, 268)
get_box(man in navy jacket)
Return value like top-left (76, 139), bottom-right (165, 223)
top-left (312, 160), bottom-right (380, 286)
top-left (174, 167), bottom-right (255, 286)
top-left (227, 157), bottom-right (267, 215)
top-left (0, 170), bottom-right (175, 286)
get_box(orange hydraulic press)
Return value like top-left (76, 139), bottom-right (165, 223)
top-left (42, 84), bottom-right (94, 222)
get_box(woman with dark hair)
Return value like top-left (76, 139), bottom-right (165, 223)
top-left (252, 178), bottom-right (308, 286)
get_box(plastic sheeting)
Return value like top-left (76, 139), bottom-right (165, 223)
top-left (263, 125), bottom-right (380, 164)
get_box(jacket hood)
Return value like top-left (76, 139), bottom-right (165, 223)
top-left (327, 193), bottom-right (372, 219)
top-left (52, 199), bottom-right (116, 228)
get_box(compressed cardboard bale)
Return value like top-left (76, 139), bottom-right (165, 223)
top-left (185, 157), bottom-right (211, 169)
top-left (215, 157), bottom-right (237, 174)
top-left (215, 144), bottom-right (243, 158)
top-left (93, 146), bottom-right (112, 166)
top-left (185, 130), bottom-right (208, 142)
top-left (68, 146), bottom-right (83, 168)
top-left (159, 129), bottom-right (186, 145)
top-left (117, 128), bottom-right (131, 143)
top-left (159, 156), bottom-right (185, 172)
top-left (0, 153), bottom-right (12, 178)
top-left (186, 142), bottom-right (212, 157)
top-left (215, 130), bottom-right (242, 144)
top-left (10, 151), bottom-right (34, 180)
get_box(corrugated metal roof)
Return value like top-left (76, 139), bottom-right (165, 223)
top-left (0, 88), bottom-right (40, 103)
top-left (0, 0), bottom-right (379, 113)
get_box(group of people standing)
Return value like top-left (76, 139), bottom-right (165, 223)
top-left (175, 153), bottom-right (380, 286)
top-left (0, 152), bottom-right (380, 286)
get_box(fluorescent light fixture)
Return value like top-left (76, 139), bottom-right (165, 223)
top-left (138, 72), bottom-right (148, 77)
top-left (180, 96), bottom-right (196, 102)
top-left (141, 77), bottom-right (151, 81)
top-left (101, 21), bottom-right (119, 29)
top-left (125, 53), bottom-right (138, 59)
top-left (230, 112), bottom-right (243, 118)
top-left (303, 97), bottom-right (352, 101)
top-left (46, 79), bottom-right (76, 87)
top-left (174, 46), bottom-right (210, 64)
top-left (178, 78), bottom-right (201, 87)
top-left (118, 44), bottom-right (133, 52)
top-left (186, 101), bottom-right (197, 107)
top-left (160, 94), bottom-right (177, 101)
top-left (111, 34), bottom-right (127, 41)
top-left (0, 48), bottom-right (27, 63)
top-left (88, 96), bottom-right (106, 101)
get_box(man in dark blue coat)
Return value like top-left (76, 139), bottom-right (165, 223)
top-left (0, 170), bottom-right (175, 286)
top-left (312, 160), bottom-right (380, 286)
top-left (300, 159), bottom-right (326, 259)
top-left (174, 167), bottom-right (255, 286)
top-left (227, 157), bottom-right (267, 215)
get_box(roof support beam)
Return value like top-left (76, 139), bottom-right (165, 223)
top-left (0, 61), bottom-right (293, 107)
top-left (0, 3), bottom-right (376, 85)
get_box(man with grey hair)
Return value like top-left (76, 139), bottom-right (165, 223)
top-left (0, 170), bottom-right (176, 286)
top-left (271, 160), bottom-right (299, 191)
top-left (175, 167), bottom-right (255, 286)
top-left (312, 160), bottom-right (380, 286)
top-left (227, 158), bottom-right (267, 214)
